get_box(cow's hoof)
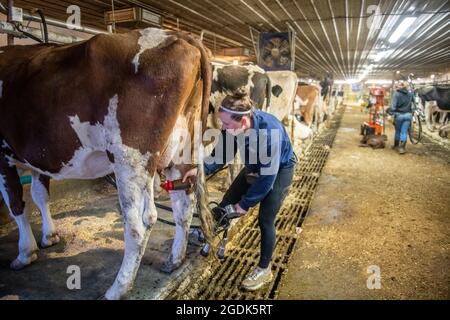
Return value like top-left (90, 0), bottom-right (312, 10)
top-left (41, 233), bottom-right (60, 248)
top-left (10, 252), bottom-right (38, 270)
top-left (160, 259), bottom-right (182, 274)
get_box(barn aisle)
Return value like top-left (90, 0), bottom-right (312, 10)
top-left (278, 104), bottom-right (450, 299)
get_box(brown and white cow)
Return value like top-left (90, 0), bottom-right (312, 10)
top-left (294, 84), bottom-right (322, 128)
top-left (0, 28), bottom-right (213, 299)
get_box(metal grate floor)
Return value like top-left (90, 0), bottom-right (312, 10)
top-left (169, 107), bottom-right (345, 300)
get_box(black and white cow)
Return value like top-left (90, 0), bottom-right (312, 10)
top-left (208, 64), bottom-right (271, 129)
top-left (265, 71), bottom-right (312, 144)
top-left (207, 64), bottom-right (272, 184)
top-left (416, 86), bottom-right (450, 131)
top-left (266, 70), bottom-right (298, 122)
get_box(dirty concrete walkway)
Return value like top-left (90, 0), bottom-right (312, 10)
top-left (0, 179), bottom-right (224, 300)
top-left (278, 105), bottom-right (450, 299)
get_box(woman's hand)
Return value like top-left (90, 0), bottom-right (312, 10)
top-left (182, 168), bottom-right (198, 184)
top-left (234, 203), bottom-right (247, 215)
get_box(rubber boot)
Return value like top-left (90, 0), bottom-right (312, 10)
top-left (398, 141), bottom-right (406, 154)
top-left (391, 139), bottom-right (399, 150)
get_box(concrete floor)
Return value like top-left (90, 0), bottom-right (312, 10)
top-left (1, 105), bottom-right (449, 300)
top-left (278, 105), bottom-right (450, 299)
top-left (0, 178), bottom-right (224, 300)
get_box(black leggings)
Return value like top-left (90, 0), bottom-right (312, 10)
top-left (219, 166), bottom-right (294, 268)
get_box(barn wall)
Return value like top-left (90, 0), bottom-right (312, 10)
top-left (0, 12), bottom-right (94, 47)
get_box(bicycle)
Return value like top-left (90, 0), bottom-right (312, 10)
top-left (408, 100), bottom-right (425, 144)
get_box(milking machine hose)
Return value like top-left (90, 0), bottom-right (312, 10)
top-left (206, 165), bottom-right (229, 181)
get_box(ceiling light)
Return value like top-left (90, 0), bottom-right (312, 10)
top-left (373, 50), bottom-right (393, 62)
top-left (365, 79), bottom-right (393, 85)
top-left (389, 17), bottom-right (417, 43)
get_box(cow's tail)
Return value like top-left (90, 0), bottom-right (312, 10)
top-left (265, 75), bottom-right (272, 112)
top-left (197, 40), bottom-right (212, 133)
top-left (188, 35), bottom-right (217, 250)
top-left (180, 33), bottom-right (212, 131)
top-left (196, 144), bottom-right (217, 252)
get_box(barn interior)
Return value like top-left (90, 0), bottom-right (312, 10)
top-left (0, 0), bottom-right (449, 302)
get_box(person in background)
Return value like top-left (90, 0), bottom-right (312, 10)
top-left (387, 81), bottom-right (414, 154)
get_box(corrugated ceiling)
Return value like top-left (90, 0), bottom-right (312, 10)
top-left (6, 0), bottom-right (450, 79)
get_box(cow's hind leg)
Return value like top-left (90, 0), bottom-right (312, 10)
top-left (0, 155), bottom-right (39, 270)
top-left (31, 172), bottom-right (59, 248)
top-left (105, 158), bottom-right (157, 300)
top-left (160, 166), bottom-right (194, 273)
top-left (439, 111), bottom-right (448, 127)
top-left (424, 102), bottom-right (433, 131)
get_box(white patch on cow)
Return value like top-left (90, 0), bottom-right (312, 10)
top-left (14, 95), bottom-right (144, 180)
top-left (210, 90), bottom-right (227, 109)
top-left (158, 115), bottom-right (189, 168)
top-left (246, 64), bottom-right (265, 94)
top-left (1, 139), bottom-right (11, 150)
top-left (132, 28), bottom-right (168, 74)
top-left (243, 63), bottom-right (265, 75)
top-left (0, 80), bottom-right (3, 98)
top-left (22, 149), bottom-right (113, 181)
top-left (288, 115), bottom-right (313, 141)
top-left (0, 174), bottom-right (12, 213)
top-left (5, 154), bottom-right (16, 167)
top-left (102, 94), bottom-right (156, 227)
top-left (69, 115), bottom-right (108, 148)
top-left (267, 71), bottom-right (298, 121)
top-left (99, 94), bottom-right (157, 299)
top-left (31, 173), bottom-right (57, 247)
top-left (294, 95), bottom-right (309, 110)
top-left (212, 67), bottom-right (219, 82)
top-left (209, 90), bottom-right (228, 128)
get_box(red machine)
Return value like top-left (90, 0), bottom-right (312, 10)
top-left (362, 87), bottom-right (386, 136)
